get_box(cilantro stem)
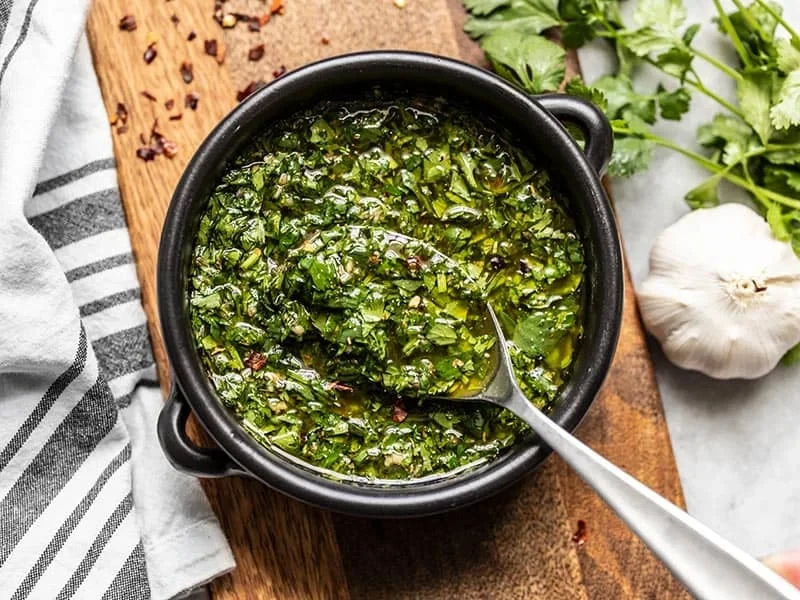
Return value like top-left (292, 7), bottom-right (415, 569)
top-left (730, 0), bottom-right (769, 40)
top-left (753, 0), bottom-right (800, 46)
top-left (692, 47), bottom-right (744, 81)
top-left (641, 56), bottom-right (744, 118)
top-left (613, 126), bottom-right (800, 210)
top-left (742, 158), bottom-right (772, 209)
top-left (712, 0), bottom-right (753, 68)
top-left (686, 72), bottom-right (744, 118)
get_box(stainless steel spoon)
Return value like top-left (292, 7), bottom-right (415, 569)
top-left (451, 304), bottom-right (800, 600)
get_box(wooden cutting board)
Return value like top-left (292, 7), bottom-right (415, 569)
top-left (86, 0), bottom-right (690, 597)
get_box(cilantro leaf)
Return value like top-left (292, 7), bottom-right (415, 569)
top-left (565, 77), bottom-right (608, 111)
top-left (464, 0), bottom-right (561, 38)
top-left (593, 75), bottom-right (656, 123)
top-left (766, 201), bottom-right (791, 241)
top-left (784, 343), bottom-right (800, 365)
top-left (777, 39), bottom-right (800, 74)
top-left (620, 27), bottom-right (677, 58)
top-left (463, 0), bottom-right (510, 16)
top-left (771, 71), bottom-right (800, 131)
top-left (633, 0), bottom-right (686, 30)
top-left (696, 113), bottom-right (760, 166)
top-left (657, 85), bottom-right (690, 120)
top-left (655, 46), bottom-right (694, 81)
top-left (607, 137), bottom-right (655, 177)
top-left (481, 31), bottom-right (565, 93)
top-left (720, 0), bottom-right (781, 66)
top-left (685, 175), bottom-right (721, 209)
top-left (737, 70), bottom-right (774, 143)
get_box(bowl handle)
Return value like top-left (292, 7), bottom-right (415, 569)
top-left (534, 93), bottom-right (613, 177)
top-left (158, 384), bottom-right (245, 478)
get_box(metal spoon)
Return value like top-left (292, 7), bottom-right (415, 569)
top-left (450, 304), bottom-right (800, 600)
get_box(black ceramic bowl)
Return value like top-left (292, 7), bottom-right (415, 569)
top-left (157, 51), bottom-right (623, 518)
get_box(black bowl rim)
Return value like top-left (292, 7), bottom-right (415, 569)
top-left (157, 50), bottom-right (623, 517)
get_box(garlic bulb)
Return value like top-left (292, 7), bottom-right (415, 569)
top-left (639, 203), bottom-right (800, 379)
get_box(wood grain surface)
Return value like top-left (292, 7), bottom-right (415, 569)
top-left (86, 0), bottom-right (689, 598)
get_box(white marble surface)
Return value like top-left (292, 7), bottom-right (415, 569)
top-left (579, 1), bottom-right (800, 558)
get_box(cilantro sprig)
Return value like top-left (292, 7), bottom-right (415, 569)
top-left (464, 0), bottom-right (800, 255)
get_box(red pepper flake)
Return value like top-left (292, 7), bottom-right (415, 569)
top-left (236, 80), bottom-right (266, 102)
top-left (143, 44), bottom-right (157, 64)
top-left (258, 12), bottom-right (271, 27)
top-left (244, 352), bottom-right (267, 371)
top-left (187, 30), bottom-right (197, 41)
top-left (391, 399), bottom-right (408, 423)
top-left (204, 39), bottom-right (218, 56)
top-left (320, 35), bottom-right (330, 45)
top-left (272, 65), bottom-right (286, 78)
top-left (247, 20), bottom-right (260, 32)
top-left (119, 14), bottom-right (137, 31)
top-left (270, 0), bottom-right (283, 14)
top-left (136, 147), bottom-right (156, 161)
top-left (572, 520), bottom-right (587, 547)
top-left (327, 381), bottom-right (354, 392)
top-left (111, 102), bottom-right (128, 126)
top-left (248, 44), bottom-right (265, 61)
top-left (169, 113), bottom-right (183, 121)
top-left (180, 61), bottom-right (194, 84)
top-left (165, 98), bottom-right (175, 110)
top-left (170, 14), bottom-right (179, 25)
top-left (136, 119), bottom-right (179, 161)
top-left (161, 138), bottom-right (179, 158)
top-left (185, 92), bottom-right (199, 110)
top-left (117, 125), bottom-right (129, 135)
top-left (141, 90), bottom-right (157, 102)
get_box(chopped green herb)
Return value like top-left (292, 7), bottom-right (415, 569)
top-left (189, 96), bottom-right (585, 480)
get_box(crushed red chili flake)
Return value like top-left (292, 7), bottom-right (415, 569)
top-left (119, 14), bottom-right (137, 31)
top-left (161, 138), bottom-right (179, 158)
top-left (187, 30), bottom-right (197, 41)
top-left (137, 119), bottom-right (179, 161)
top-left (236, 80), bottom-right (266, 102)
top-left (165, 98), bottom-right (175, 110)
top-left (320, 35), bottom-right (330, 45)
top-left (270, 0), bottom-right (283, 14)
top-left (117, 125), bottom-right (129, 135)
top-left (136, 147), bottom-right (156, 161)
top-left (143, 44), bottom-right (157, 64)
top-left (170, 14), bottom-right (179, 25)
top-left (244, 352), bottom-right (267, 371)
top-left (180, 61), bottom-right (194, 84)
top-left (204, 39), bottom-right (218, 56)
top-left (248, 44), bottom-right (265, 61)
top-left (111, 102), bottom-right (128, 126)
top-left (572, 520), bottom-right (587, 547)
top-left (272, 65), bottom-right (286, 78)
top-left (327, 381), bottom-right (354, 392)
top-left (391, 399), bottom-right (408, 423)
top-left (169, 113), bottom-right (183, 121)
top-left (247, 20), bottom-right (260, 32)
top-left (185, 92), bottom-right (199, 110)
top-left (141, 90), bottom-right (157, 102)
top-left (257, 12), bottom-right (271, 26)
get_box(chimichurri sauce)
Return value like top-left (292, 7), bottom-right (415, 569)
top-left (189, 96), bottom-right (585, 480)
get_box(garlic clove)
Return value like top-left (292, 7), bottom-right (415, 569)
top-left (639, 203), bottom-right (800, 380)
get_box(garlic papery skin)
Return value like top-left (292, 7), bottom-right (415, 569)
top-left (639, 203), bottom-right (800, 380)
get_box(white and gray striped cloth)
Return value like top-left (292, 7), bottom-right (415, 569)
top-left (0, 1), bottom-right (235, 598)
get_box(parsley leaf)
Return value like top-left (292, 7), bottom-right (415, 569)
top-left (481, 31), bottom-right (565, 92)
top-left (737, 70), bottom-right (774, 143)
top-left (685, 175), bottom-right (721, 209)
top-left (464, 0), bottom-right (561, 38)
top-left (771, 71), bottom-right (800, 130)
top-left (607, 137), bottom-right (655, 177)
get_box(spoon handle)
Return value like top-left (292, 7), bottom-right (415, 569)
top-left (508, 389), bottom-right (800, 600)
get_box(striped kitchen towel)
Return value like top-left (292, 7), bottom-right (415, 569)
top-left (0, 1), bottom-right (234, 599)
